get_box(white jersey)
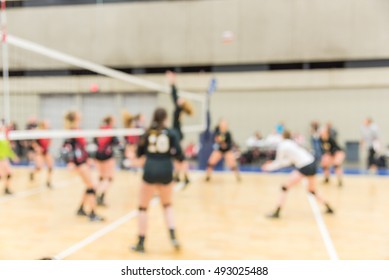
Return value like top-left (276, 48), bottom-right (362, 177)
top-left (267, 139), bottom-right (314, 171)
top-left (361, 123), bottom-right (379, 149)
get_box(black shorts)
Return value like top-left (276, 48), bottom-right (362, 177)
top-left (219, 149), bottom-right (232, 154)
top-left (143, 158), bottom-right (173, 185)
top-left (175, 153), bottom-right (186, 162)
top-left (95, 152), bottom-right (114, 161)
top-left (298, 162), bottom-right (317, 176)
top-left (73, 159), bottom-right (87, 167)
top-left (368, 147), bottom-right (377, 168)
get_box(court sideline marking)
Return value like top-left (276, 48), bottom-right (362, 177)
top-left (307, 194), bottom-right (339, 260)
top-left (53, 181), bottom-right (188, 260)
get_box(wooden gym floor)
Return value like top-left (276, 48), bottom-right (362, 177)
top-left (0, 167), bottom-right (388, 260)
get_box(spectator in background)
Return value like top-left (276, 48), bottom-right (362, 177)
top-left (25, 116), bottom-right (38, 130)
top-left (8, 121), bottom-right (24, 160)
top-left (361, 117), bottom-right (380, 172)
top-left (246, 131), bottom-right (263, 147)
top-left (25, 116), bottom-right (38, 164)
top-left (276, 122), bottom-right (285, 135)
top-left (266, 129), bottom-right (283, 147)
top-left (310, 121), bottom-right (322, 164)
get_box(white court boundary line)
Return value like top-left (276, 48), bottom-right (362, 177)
top-left (53, 181), bottom-right (187, 260)
top-left (307, 194), bottom-right (339, 260)
top-left (0, 179), bottom-right (75, 205)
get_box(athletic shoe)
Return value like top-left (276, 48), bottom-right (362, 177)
top-left (323, 177), bottom-right (330, 184)
top-left (205, 176), bottom-right (211, 182)
top-left (96, 195), bottom-right (104, 206)
top-left (131, 243), bottom-right (145, 253)
top-left (182, 177), bottom-right (190, 190)
top-left (4, 188), bottom-right (13, 195)
top-left (77, 208), bottom-right (87, 216)
top-left (325, 207), bottom-right (334, 215)
top-left (338, 180), bottom-right (343, 188)
top-left (46, 181), bottom-right (52, 189)
top-left (89, 213), bottom-right (105, 222)
top-left (266, 211), bottom-right (280, 219)
top-left (29, 172), bottom-right (34, 182)
top-left (171, 239), bottom-right (181, 251)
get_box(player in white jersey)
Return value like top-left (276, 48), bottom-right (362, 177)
top-left (262, 130), bottom-right (334, 218)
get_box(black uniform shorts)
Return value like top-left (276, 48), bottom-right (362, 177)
top-left (143, 158), bottom-right (173, 185)
top-left (298, 162), bottom-right (317, 176)
top-left (95, 151), bottom-right (114, 161)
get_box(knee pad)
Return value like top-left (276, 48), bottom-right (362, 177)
top-left (138, 207), bottom-right (147, 212)
top-left (99, 176), bottom-right (104, 182)
top-left (108, 177), bottom-right (113, 182)
top-left (334, 165), bottom-right (340, 169)
top-left (207, 163), bottom-right (215, 169)
top-left (48, 168), bottom-right (53, 173)
top-left (308, 190), bottom-right (316, 195)
top-left (231, 166), bottom-right (238, 171)
top-left (85, 188), bottom-right (96, 195)
top-left (163, 203), bottom-right (171, 208)
top-left (281, 186), bottom-right (288, 192)
top-left (6, 174), bottom-right (11, 180)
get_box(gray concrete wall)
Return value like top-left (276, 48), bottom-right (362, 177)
top-left (3, 68), bottom-right (389, 149)
top-left (3, 0), bottom-right (389, 68)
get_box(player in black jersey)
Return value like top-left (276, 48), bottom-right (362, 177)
top-left (320, 127), bottom-right (345, 187)
top-left (94, 116), bottom-right (119, 206)
top-left (62, 111), bottom-right (104, 222)
top-left (132, 108), bottom-right (183, 253)
top-left (205, 119), bottom-right (241, 182)
top-left (167, 71), bottom-right (193, 186)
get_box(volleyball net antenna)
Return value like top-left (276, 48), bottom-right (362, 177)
top-left (0, 32), bottom-right (207, 142)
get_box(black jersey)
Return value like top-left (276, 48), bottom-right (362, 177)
top-left (214, 128), bottom-right (233, 153)
top-left (320, 137), bottom-right (342, 155)
top-left (62, 137), bottom-right (89, 166)
top-left (137, 128), bottom-right (183, 160)
top-left (137, 127), bottom-right (183, 184)
top-left (171, 85), bottom-right (183, 140)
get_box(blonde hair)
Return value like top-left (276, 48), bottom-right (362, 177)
top-left (122, 110), bottom-right (141, 128)
top-left (181, 100), bottom-right (193, 116)
top-left (38, 120), bottom-right (48, 130)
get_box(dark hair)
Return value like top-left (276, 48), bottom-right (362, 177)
top-left (150, 108), bottom-right (167, 130)
top-left (103, 115), bottom-right (113, 126)
top-left (311, 121), bottom-right (319, 132)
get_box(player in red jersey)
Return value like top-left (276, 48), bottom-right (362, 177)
top-left (94, 116), bottom-right (119, 206)
top-left (62, 111), bottom-right (104, 222)
top-left (30, 120), bottom-right (54, 188)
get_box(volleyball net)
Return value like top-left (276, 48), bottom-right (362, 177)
top-left (0, 33), bottom-right (207, 143)
top-left (0, 30), bottom-right (208, 167)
